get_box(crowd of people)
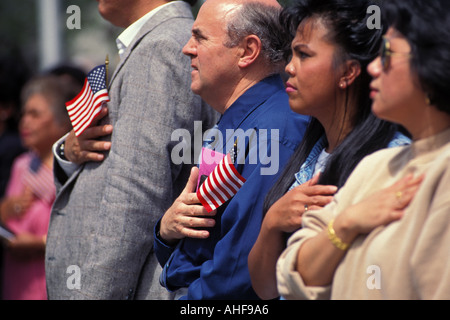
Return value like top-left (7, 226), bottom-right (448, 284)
top-left (0, 0), bottom-right (448, 300)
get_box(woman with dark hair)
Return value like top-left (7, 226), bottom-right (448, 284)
top-left (276, 0), bottom-right (450, 299)
top-left (248, 0), bottom-right (410, 299)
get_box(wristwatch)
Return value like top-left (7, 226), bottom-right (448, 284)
top-left (58, 141), bottom-right (67, 161)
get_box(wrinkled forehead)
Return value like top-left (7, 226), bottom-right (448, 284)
top-left (193, 0), bottom-right (241, 37)
top-left (193, 3), bottom-right (230, 35)
top-left (198, 0), bottom-right (240, 20)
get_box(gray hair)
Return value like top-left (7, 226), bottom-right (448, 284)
top-left (21, 74), bottom-right (80, 129)
top-left (224, 2), bottom-right (289, 71)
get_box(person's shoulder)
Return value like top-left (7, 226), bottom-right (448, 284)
top-left (137, 17), bottom-right (192, 50)
top-left (140, 2), bottom-right (194, 39)
top-left (11, 151), bottom-right (33, 171)
top-left (353, 143), bottom-right (408, 176)
top-left (256, 81), bottom-right (291, 117)
top-left (261, 87), bottom-right (309, 126)
top-left (15, 151), bottom-right (32, 162)
top-left (433, 142), bottom-right (450, 168)
top-left (366, 130), bottom-right (413, 162)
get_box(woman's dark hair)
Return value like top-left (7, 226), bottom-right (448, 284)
top-left (382, 0), bottom-right (450, 115)
top-left (263, 0), bottom-right (407, 214)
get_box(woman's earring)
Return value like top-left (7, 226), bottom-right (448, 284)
top-left (425, 94), bottom-right (431, 105)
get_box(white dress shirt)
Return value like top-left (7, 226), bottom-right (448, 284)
top-left (115, 1), bottom-right (174, 58)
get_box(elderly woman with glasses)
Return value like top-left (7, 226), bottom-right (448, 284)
top-left (276, 0), bottom-right (450, 300)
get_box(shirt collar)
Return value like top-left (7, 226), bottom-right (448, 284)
top-left (301, 135), bottom-right (328, 168)
top-left (217, 74), bottom-right (285, 132)
top-left (115, 1), bottom-right (174, 57)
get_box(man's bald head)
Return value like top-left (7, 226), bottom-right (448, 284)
top-left (203, 0), bottom-right (281, 8)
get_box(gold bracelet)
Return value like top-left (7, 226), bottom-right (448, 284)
top-left (327, 219), bottom-right (350, 251)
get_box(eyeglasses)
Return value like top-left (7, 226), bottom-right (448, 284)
top-left (380, 36), bottom-right (411, 71)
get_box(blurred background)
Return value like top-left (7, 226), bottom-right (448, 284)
top-left (1, 0), bottom-right (295, 76)
top-left (1, 0), bottom-right (121, 75)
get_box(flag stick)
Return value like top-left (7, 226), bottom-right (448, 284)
top-left (105, 54), bottom-right (109, 85)
top-left (233, 137), bottom-right (238, 163)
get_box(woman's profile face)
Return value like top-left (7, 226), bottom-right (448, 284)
top-left (284, 18), bottom-right (342, 121)
top-left (368, 28), bottom-right (425, 130)
top-left (19, 93), bottom-right (63, 154)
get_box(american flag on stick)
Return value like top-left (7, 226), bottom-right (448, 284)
top-left (65, 64), bottom-right (110, 136)
top-left (21, 157), bottom-right (55, 205)
top-left (197, 153), bottom-right (246, 213)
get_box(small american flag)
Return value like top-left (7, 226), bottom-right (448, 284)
top-left (65, 64), bottom-right (110, 136)
top-left (197, 153), bottom-right (246, 213)
top-left (21, 156), bottom-right (55, 205)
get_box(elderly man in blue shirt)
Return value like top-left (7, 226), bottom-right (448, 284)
top-left (154, 0), bottom-right (309, 300)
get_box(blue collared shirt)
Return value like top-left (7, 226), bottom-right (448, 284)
top-left (154, 75), bottom-right (309, 299)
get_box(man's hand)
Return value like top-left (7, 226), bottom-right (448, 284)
top-left (160, 167), bottom-right (216, 245)
top-left (65, 105), bottom-right (113, 165)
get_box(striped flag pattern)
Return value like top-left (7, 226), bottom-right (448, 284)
top-left (65, 64), bottom-right (110, 136)
top-left (21, 156), bottom-right (56, 205)
top-left (197, 153), bottom-right (246, 213)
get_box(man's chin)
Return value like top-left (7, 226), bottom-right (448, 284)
top-left (190, 84), bottom-right (201, 95)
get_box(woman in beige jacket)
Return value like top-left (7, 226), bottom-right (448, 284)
top-left (276, 0), bottom-right (450, 300)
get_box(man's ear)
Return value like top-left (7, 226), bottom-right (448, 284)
top-left (339, 60), bottom-right (361, 89)
top-left (237, 35), bottom-right (262, 68)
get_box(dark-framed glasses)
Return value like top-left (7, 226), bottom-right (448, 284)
top-left (380, 36), bottom-right (411, 71)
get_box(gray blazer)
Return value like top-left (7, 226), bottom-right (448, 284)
top-left (45, 1), bottom-right (217, 299)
